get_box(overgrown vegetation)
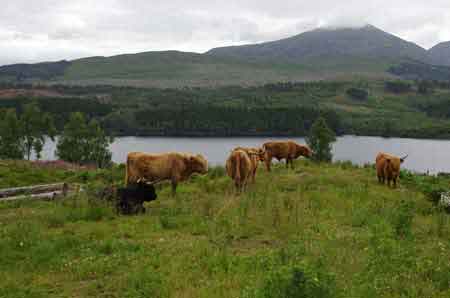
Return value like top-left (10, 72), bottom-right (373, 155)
top-left (1, 160), bottom-right (449, 297)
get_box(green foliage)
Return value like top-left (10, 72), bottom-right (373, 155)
top-left (3, 80), bottom-right (450, 139)
top-left (390, 199), bottom-right (415, 238)
top-left (123, 267), bottom-right (167, 298)
top-left (307, 117), bottom-right (336, 162)
top-left (21, 102), bottom-right (56, 160)
top-left (250, 263), bottom-right (337, 298)
top-left (417, 80), bottom-right (433, 94)
top-left (0, 109), bottom-right (24, 159)
top-left (56, 112), bottom-right (113, 167)
top-left (384, 80), bottom-right (412, 93)
top-left (346, 87), bottom-right (368, 101)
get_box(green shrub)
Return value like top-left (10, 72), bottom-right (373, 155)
top-left (123, 267), bottom-right (167, 298)
top-left (159, 209), bottom-right (178, 229)
top-left (390, 199), bottom-right (415, 239)
top-left (346, 88), bottom-right (368, 101)
top-left (247, 263), bottom-right (337, 298)
top-left (385, 81), bottom-right (412, 93)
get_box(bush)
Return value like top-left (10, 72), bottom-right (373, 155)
top-left (390, 200), bottom-right (415, 238)
top-left (346, 88), bottom-right (368, 101)
top-left (123, 267), bottom-right (167, 298)
top-left (385, 81), bottom-right (412, 93)
top-left (247, 263), bottom-right (337, 298)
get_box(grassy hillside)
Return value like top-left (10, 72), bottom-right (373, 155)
top-left (1, 160), bottom-right (450, 297)
top-left (59, 52), bottom-right (389, 88)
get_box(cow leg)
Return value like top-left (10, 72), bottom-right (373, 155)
top-left (171, 179), bottom-right (178, 195)
top-left (285, 158), bottom-right (290, 168)
top-left (387, 179), bottom-right (391, 187)
top-left (251, 168), bottom-right (256, 183)
top-left (393, 178), bottom-right (397, 188)
top-left (265, 156), bottom-right (272, 172)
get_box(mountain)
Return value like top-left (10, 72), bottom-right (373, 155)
top-left (1, 25), bottom-right (448, 87)
top-left (428, 41), bottom-right (450, 66)
top-left (206, 25), bottom-right (428, 63)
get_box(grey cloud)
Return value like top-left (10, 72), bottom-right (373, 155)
top-left (1, 0), bottom-right (450, 65)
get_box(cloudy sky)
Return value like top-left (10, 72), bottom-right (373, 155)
top-left (1, 0), bottom-right (450, 66)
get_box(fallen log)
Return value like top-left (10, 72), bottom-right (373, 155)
top-left (1, 191), bottom-right (63, 202)
top-left (0, 183), bottom-right (66, 198)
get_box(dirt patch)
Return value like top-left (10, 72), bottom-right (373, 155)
top-left (31, 160), bottom-right (97, 171)
top-left (0, 88), bottom-right (69, 99)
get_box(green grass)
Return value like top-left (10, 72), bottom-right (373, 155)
top-left (0, 161), bottom-right (124, 188)
top-left (1, 161), bottom-right (450, 297)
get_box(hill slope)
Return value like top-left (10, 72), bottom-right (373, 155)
top-left (0, 25), bottom-right (447, 87)
top-left (428, 41), bottom-right (450, 66)
top-left (1, 161), bottom-right (449, 297)
top-left (207, 25), bottom-right (428, 63)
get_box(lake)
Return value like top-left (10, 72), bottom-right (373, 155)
top-left (37, 135), bottom-right (450, 174)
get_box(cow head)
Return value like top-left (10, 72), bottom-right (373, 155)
top-left (385, 158), bottom-right (401, 175)
top-left (298, 144), bottom-right (313, 158)
top-left (247, 148), bottom-right (265, 162)
top-left (188, 154), bottom-right (208, 175)
top-left (256, 148), bottom-right (266, 162)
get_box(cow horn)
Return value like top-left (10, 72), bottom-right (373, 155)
top-left (400, 154), bottom-right (409, 162)
top-left (145, 178), bottom-right (162, 185)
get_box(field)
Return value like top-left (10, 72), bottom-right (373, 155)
top-left (1, 160), bottom-right (450, 297)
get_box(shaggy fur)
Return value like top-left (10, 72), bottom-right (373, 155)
top-left (233, 146), bottom-right (264, 182)
top-left (226, 149), bottom-right (254, 193)
top-left (376, 152), bottom-right (406, 188)
top-left (125, 152), bottom-right (208, 194)
top-left (116, 182), bottom-right (157, 215)
top-left (262, 141), bottom-right (312, 171)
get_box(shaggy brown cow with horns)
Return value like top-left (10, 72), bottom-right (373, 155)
top-left (376, 152), bottom-right (408, 188)
top-left (226, 149), bottom-right (260, 193)
top-left (262, 140), bottom-right (312, 171)
top-left (125, 152), bottom-right (208, 194)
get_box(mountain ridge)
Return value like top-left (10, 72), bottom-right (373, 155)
top-left (1, 24), bottom-right (450, 87)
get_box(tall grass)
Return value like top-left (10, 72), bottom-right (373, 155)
top-left (0, 161), bottom-right (449, 297)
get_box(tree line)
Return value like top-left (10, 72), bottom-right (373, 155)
top-left (0, 102), bottom-right (113, 167)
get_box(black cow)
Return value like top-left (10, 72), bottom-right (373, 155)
top-left (116, 182), bottom-right (157, 215)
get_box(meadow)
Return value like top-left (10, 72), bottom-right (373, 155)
top-left (1, 160), bottom-right (450, 297)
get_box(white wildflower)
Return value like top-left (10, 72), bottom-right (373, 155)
top-left (439, 192), bottom-right (450, 208)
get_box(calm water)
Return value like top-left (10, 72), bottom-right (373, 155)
top-left (37, 135), bottom-right (450, 174)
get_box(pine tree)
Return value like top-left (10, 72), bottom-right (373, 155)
top-left (306, 117), bottom-right (336, 162)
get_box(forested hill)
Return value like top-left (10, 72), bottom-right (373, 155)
top-left (1, 80), bottom-right (450, 139)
